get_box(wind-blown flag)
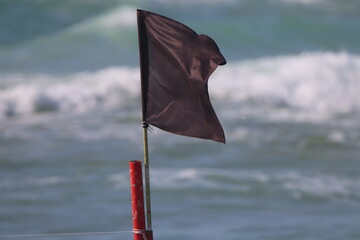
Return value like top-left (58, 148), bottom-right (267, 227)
top-left (137, 9), bottom-right (226, 143)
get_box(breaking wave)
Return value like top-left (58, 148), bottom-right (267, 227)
top-left (1, 52), bottom-right (359, 121)
top-left (211, 51), bottom-right (360, 115)
top-left (109, 168), bottom-right (360, 202)
top-left (0, 67), bottom-right (139, 120)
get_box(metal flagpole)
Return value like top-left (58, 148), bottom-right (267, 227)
top-left (138, 10), bottom-right (153, 239)
top-left (142, 122), bottom-right (153, 239)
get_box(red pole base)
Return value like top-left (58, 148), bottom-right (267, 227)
top-left (129, 160), bottom-right (146, 240)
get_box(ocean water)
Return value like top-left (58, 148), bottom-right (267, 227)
top-left (1, 0), bottom-right (360, 239)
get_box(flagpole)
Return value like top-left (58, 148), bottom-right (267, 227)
top-left (138, 9), bottom-right (153, 238)
top-left (142, 122), bottom-right (153, 237)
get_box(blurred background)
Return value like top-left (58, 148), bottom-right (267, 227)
top-left (0, 0), bottom-right (360, 239)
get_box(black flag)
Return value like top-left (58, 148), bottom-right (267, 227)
top-left (137, 9), bottom-right (226, 143)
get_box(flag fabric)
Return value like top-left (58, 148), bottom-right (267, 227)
top-left (137, 9), bottom-right (226, 143)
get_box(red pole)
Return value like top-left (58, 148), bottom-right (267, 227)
top-left (129, 160), bottom-right (146, 240)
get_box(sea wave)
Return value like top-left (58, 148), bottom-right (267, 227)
top-left (0, 176), bottom-right (66, 190)
top-left (66, 5), bottom-right (137, 32)
top-left (0, 5), bottom-right (139, 73)
top-left (0, 67), bottom-right (139, 120)
top-left (109, 168), bottom-right (360, 202)
top-left (1, 52), bottom-right (359, 121)
top-left (145, 0), bottom-right (333, 6)
top-left (211, 51), bottom-right (360, 115)
top-left (2, 2), bottom-right (359, 73)
top-left (276, 0), bottom-right (324, 5)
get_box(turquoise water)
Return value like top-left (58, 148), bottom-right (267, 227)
top-left (1, 0), bottom-right (360, 239)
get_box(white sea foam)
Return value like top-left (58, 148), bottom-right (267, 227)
top-left (108, 168), bottom-right (360, 202)
top-left (0, 176), bottom-right (66, 190)
top-left (1, 52), bottom-right (359, 122)
top-left (69, 5), bottom-right (137, 32)
top-left (282, 173), bottom-right (360, 201)
top-left (108, 173), bottom-right (130, 189)
top-left (0, 67), bottom-right (139, 120)
top-left (99, 6), bottom-right (137, 28)
top-left (327, 130), bottom-right (346, 143)
top-left (211, 51), bottom-right (360, 119)
top-left (276, 0), bottom-right (325, 5)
